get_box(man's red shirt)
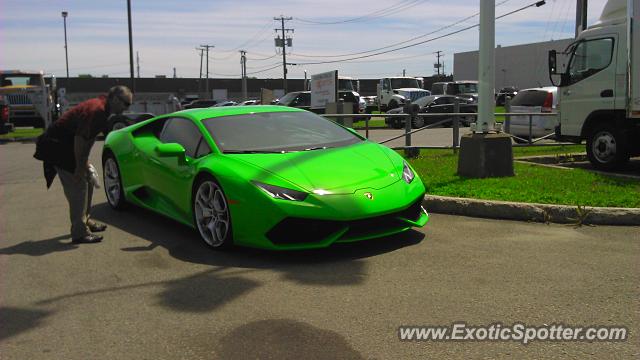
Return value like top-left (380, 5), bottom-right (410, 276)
top-left (55, 95), bottom-right (109, 140)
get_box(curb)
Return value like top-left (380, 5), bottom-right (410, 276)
top-left (423, 195), bottom-right (640, 226)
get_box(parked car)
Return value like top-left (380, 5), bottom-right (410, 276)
top-left (507, 86), bottom-right (558, 143)
top-left (107, 112), bottom-right (156, 133)
top-left (495, 86), bottom-right (519, 106)
top-left (184, 99), bottom-right (218, 109)
top-left (362, 96), bottom-right (378, 113)
top-left (213, 101), bottom-right (238, 107)
top-left (240, 100), bottom-right (261, 105)
top-left (385, 95), bottom-right (477, 129)
top-left (101, 105), bottom-right (428, 250)
top-left (276, 91), bottom-right (360, 115)
top-left (0, 94), bottom-right (11, 134)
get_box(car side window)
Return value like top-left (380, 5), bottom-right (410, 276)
top-left (194, 137), bottom-right (212, 158)
top-left (567, 38), bottom-right (614, 85)
top-left (159, 117), bottom-right (203, 158)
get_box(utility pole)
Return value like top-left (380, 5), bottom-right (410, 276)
top-left (136, 51), bottom-right (140, 78)
top-left (173, 67), bottom-right (177, 78)
top-left (127, 0), bottom-right (135, 92)
top-left (196, 47), bottom-right (204, 94)
top-left (200, 44), bottom-right (214, 98)
top-left (402, 69), bottom-right (406, 77)
top-left (434, 51), bottom-right (443, 76)
top-left (240, 50), bottom-right (247, 101)
top-left (274, 16), bottom-right (293, 93)
top-left (61, 11), bottom-right (69, 80)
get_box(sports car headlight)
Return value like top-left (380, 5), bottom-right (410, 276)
top-left (253, 182), bottom-right (308, 201)
top-left (402, 161), bottom-right (415, 184)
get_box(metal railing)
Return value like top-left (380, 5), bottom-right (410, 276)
top-left (323, 98), bottom-right (564, 151)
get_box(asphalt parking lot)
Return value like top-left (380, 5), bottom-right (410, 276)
top-left (1, 140), bottom-right (639, 359)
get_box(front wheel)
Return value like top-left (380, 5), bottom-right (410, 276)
top-left (586, 123), bottom-right (630, 171)
top-left (103, 152), bottom-right (128, 210)
top-left (192, 177), bottom-right (233, 249)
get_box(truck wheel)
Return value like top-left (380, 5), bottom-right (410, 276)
top-left (388, 100), bottom-right (398, 110)
top-left (586, 123), bottom-right (630, 170)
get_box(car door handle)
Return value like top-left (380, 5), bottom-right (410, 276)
top-left (600, 89), bottom-right (613, 98)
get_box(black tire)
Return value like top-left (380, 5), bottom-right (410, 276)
top-left (586, 123), bottom-right (630, 171)
top-left (391, 118), bottom-right (404, 129)
top-left (102, 151), bottom-right (128, 210)
top-left (412, 116), bottom-right (425, 129)
top-left (192, 175), bottom-right (233, 250)
top-left (388, 100), bottom-right (399, 110)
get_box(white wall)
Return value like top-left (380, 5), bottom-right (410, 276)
top-left (454, 39), bottom-right (574, 90)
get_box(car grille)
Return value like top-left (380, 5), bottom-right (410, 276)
top-left (6, 94), bottom-right (32, 105)
top-left (266, 197), bottom-right (425, 245)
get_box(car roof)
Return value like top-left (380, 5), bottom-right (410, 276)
top-left (174, 105), bottom-right (305, 121)
top-left (519, 86), bottom-right (557, 93)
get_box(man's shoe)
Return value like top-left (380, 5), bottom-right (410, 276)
top-left (88, 222), bottom-right (107, 232)
top-left (72, 234), bottom-right (103, 244)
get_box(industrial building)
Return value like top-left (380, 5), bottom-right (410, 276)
top-left (453, 38), bottom-right (574, 90)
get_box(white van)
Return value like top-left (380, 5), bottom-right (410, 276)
top-left (508, 86), bottom-right (558, 141)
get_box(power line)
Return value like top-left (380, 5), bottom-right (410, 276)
top-left (295, 0), bottom-right (429, 25)
top-left (290, 0), bottom-right (512, 59)
top-left (288, 1), bottom-right (545, 66)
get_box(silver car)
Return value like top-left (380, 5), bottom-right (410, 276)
top-left (508, 87), bottom-right (558, 141)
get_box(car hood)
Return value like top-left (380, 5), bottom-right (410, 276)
top-left (227, 141), bottom-right (400, 194)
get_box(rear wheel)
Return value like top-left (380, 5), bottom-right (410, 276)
top-left (586, 123), bottom-right (630, 170)
top-left (192, 176), bottom-right (233, 249)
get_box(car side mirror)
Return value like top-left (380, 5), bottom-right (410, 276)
top-left (155, 143), bottom-right (188, 165)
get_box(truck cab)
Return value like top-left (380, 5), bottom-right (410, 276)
top-left (549, 0), bottom-right (639, 170)
top-left (0, 70), bottom-right (55, 128)
top-left (377, 77), bottom-right (430, 112)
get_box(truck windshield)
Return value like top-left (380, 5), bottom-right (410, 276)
top-left (450, 83), bottom-right (478, 94)
top-left (338, 79), bottom-right (355, 91)
top-left (0, 75), bottom-right (42, 87)
top-left (390, 78), bottom-right (420, 89)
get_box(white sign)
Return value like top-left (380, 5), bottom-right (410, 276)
top-left (311, 70), bottom-right (337, 109)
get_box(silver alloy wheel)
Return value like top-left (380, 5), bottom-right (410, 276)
top-left (112, 122), bottom-right (127, 131)
top-left (104, 157), bottom-right (121, 207)
top-left (194, 181), bottom-right (230, 247)
top-left (592, 130), bottom-right (617, 163)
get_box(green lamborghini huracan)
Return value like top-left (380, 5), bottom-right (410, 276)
top-left (102, 105), bottom-right (428, 250)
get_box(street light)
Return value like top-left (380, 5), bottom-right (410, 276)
top-left (61, 11), bottom-right (69, 79)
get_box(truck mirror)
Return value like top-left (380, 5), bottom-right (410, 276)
top-left (548, 50), bottom-right (557, 74)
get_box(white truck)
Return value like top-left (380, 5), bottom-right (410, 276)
top-left (0, 70), bottom-right (56, 128)
top-left (377, 77), bottom-right (430, 112)
top-left (548, 0), bottom-right (639, 170)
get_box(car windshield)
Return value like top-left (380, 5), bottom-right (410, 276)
top-left (202, 111), bottom-right (362, 153)
top-left (414, 96), bottom-right (436, 107)
top-left (276, 92), bottom-right (299, 105)
top-left (451, 83), bottom-right (478, 94)
top-left (390, 78), bottom-right (420, 89)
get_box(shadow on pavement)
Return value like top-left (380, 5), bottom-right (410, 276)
top-left (0, 306), bottom-right (52, 341)
top-left (215, 319), bottom-right (363, 360)
top-left (0, 234), bottom-right (76, 256)
top-left (37, 202), bottom-right (425, 314)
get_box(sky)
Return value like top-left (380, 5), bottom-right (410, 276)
top-left (0, 0), bottom-right (608, 80)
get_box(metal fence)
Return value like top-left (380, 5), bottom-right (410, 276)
top-left (323, 99), bottom-right (564, 151)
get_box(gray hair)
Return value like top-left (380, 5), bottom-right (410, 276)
top-left (107, 85), bottom-right (132, 101)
